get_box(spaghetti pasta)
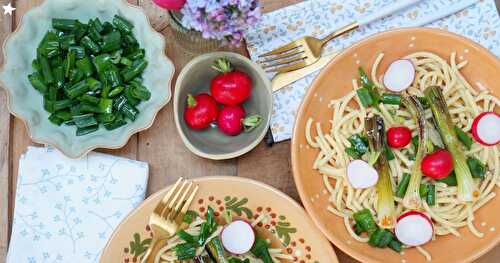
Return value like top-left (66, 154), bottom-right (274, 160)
top-left (155, 211), bottom-right (288, 263)
top-left (306, 51), bottom-right (499, 261)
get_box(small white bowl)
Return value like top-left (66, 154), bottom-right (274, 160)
top-left (174, 52), bottom-right (272, 160)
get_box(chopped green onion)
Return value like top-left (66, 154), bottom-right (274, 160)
top-left (426, 184), bottom-right (436, 206)
top-left (52, 18), bottom-right (78, 31)
top-left (29, 16), bottom-right (148, 136)
top-left (80, 36), bottom-right (101, 54)
top-left (112, 15), bottom-right (134, 34)
top-left (356, 87), bottom-right (374, 107)
top-left (368, 228), bottom-right (394, 248)
top-left (72, 113), bottom-right (97, 128)
top-left (182, 210), bottom-right (198, 224)
top-left (395, 173), bottom-right (411, 198)
top-left (75, 57), bottom-right (94, 77)
top-left (174, 242), bottom-right (197, 260)
top-left (419, 184), bottom-right (429, 198)
top-left (122, 59), bottom-right (148, 82)
top-left (381, 93), bottom-right (401, 105)
top-left (28, 73), bottom-right (48, 93)
top-left (454, 126), bottom-right (473, 150)
top-left (438, 172), bottom-right (458, 186)
top-left (388, 239), bottom-right (403, 253)
top-left (101, 31), bottom-right (122, 52)
top-left (353, 209), bottom-right (378, 235)
top-left (76, 125), bottom-right (98, 136)
top-left (466, 156), bottom-right (486, 179)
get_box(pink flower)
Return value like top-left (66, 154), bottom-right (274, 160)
top-left (152, 0), bottom-right (186, 10)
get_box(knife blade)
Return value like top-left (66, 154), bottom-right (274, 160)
top-left (271, 51), bottom-right (339, 92)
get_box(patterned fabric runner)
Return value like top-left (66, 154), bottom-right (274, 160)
top-left (7, 147), bottom-right (149, 263)
top-left (245, 0), bottom-right (500, 142)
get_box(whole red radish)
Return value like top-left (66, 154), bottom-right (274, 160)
top-left (152, 0), bottom-right (186, 10)
top-left (184, 93), bottom-right (218, 130)
top-left (217, 105), bottom-right (262, 136)
top-left (387, 126), bottom-right (412, 148)
top-left (210, 58), bottom-right (252, 106)
top-left (421, 149), bottom-right (454, 179)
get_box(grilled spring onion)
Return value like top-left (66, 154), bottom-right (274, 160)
top-left (344, 134), bottom-right (369, 159)
top-left (28, 15), bottom-right (150, 136)
top-left (173, 207), bottom-right (219, 261)
top-left (365, 115), bottom-right (395, 228)
top-left (205, 237), bottom-right (228, 263)
top-left (401, 96), bottom-right (428, 209)
top-left (425, 86), bottom-right (477, 202)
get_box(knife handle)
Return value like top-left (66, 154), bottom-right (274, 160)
top-left (271, 52), bottom-right (339, 92)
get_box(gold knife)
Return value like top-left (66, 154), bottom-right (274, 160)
top-left (271, 51), bottom-right (340, 92)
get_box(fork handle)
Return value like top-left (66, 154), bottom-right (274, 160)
top-left (141, 238), bottom-right (167, 263)
top-left (358, 0), bottom-right (420, 26)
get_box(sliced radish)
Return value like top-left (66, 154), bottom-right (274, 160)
top-left (383, 59), bottom-right (415, 92)
top-left (221, 220), bottom-right (255, 254)
top-left (395, 210), bottom-right (433, 246)
top-left (346, 160), bottom-right (379, 189)
top-left (471, 112), bottom-right (500, 146)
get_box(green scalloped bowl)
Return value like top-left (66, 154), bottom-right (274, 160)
top-left (0, 0), bottom-right (174, 158)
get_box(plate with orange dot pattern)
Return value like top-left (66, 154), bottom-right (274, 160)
top-left (100, 176), bottom-right (337, 263)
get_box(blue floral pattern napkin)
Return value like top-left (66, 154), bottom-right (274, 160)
top-left (6, 147), bottom-right (149, 263)
top-left (245, 0), bottom-right (500, 142)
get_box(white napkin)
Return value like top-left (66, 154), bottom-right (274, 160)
top-left (6, 146), bottom-right (149, 263)
top-left (245, 0), bottom-right (500, 142)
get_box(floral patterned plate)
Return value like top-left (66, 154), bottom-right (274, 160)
top-left (100, 176), bottom-right (337, 263)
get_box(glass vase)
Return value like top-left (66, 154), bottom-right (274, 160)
top-left (167, 11), bottom-right (222, 55)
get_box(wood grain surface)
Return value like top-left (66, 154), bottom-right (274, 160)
top-left (0, 1), bottom-right (498, 262)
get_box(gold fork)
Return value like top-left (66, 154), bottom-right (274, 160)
top-left (258, 0), bottom-right (420, 73)
top-left (140, 177), bottom-right (199, 263)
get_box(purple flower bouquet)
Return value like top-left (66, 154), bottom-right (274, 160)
top-left (154, 0), bottom-right (261, 47)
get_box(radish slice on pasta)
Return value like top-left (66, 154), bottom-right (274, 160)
top-left (383, 59), bottom-right (415, 92)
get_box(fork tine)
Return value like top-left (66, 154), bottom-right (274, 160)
top-left (170, 181), bottom-right (194, 220)
top-left (153, 177), bottom-right (183, 214)
top-left (162, 180), bottom-right (189, 219)
top-left (266, 61), bottom-right (308, 74)
top-left (261, 55), bottom-right (307, 69)
top-left (259, 42), bottom-right (302, 58)
top-left (258, 48), bottom-right (304, 63)
top-left (180, 184), bottom-right (199, 215)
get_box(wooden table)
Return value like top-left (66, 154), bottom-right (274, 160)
top-left (0, 1), bottom-right (499, 262)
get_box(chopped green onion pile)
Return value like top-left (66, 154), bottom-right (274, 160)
top-left (353, 209), bottom-right (402, 252)
top-left (28, 15), bottom-right (150, 136)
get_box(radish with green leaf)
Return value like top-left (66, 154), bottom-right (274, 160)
top-left (211, 58), bottom-right (252, 106)
top-left (217, 105), bottom-right (262, 136)
top-left (184, 93), bottom-right (218, 130)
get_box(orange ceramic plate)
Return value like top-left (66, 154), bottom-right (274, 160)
top-left (291, 28), bottom-right (500, 263)
top-left (100, 176), bottom-right (337, 263)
